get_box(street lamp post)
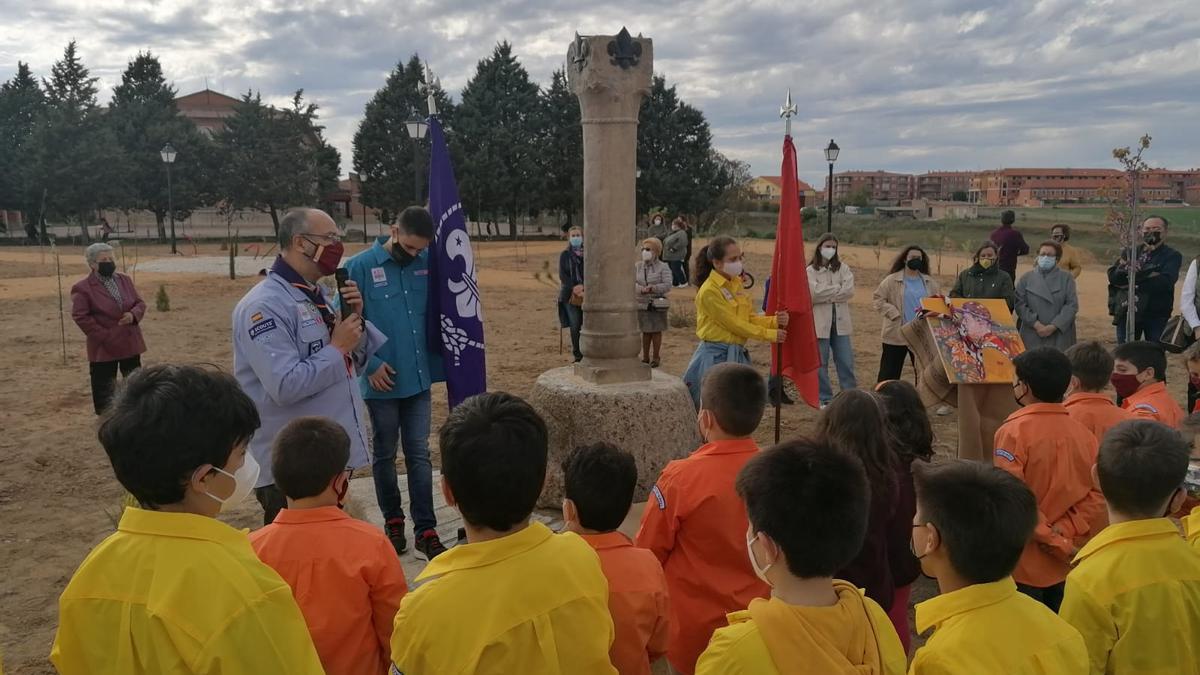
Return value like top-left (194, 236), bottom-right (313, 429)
top-left (824, 139), bottom-right (839, 234)
top-left (160, 143), bottom-right (178, 253)
top-left (404, 120), bottom-right (429, 204)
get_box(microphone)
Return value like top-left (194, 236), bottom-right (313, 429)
top-left (335, 268), bottom-right (353, 320)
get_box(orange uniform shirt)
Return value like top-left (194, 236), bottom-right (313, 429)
top-left (1064, 392), bottom-right (1134, 441)
top-left (1122, 381), bottom-right (1185, 428)
top-left (993, 403), bottom-right (1105, 588)
top-left (580, 532), bottom-right (671, 675)
top-left (635, 438), bottom-right (770, 675)
top-left (250, 506), bottom-right (408, 675)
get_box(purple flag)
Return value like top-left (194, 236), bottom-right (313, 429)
top-left (426, 118), bottom-right (486, 409)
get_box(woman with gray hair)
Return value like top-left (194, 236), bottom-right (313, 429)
top-left (71, 242), bottom-right (147, 414)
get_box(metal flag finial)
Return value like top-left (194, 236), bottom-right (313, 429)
top-left (421, 62), bottom-right (440, 118)
top-left (779, 88), bottom-right (797, 137)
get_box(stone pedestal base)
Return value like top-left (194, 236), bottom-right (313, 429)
top-left (532, 366), bottom-right (701, 508)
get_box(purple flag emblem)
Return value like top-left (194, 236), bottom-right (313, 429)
top-left (426, 118), bottom-right (486, 409)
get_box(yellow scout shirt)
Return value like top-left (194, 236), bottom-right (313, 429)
top-left (696, 583), bottom-right (907, 675)
top-left (390, 521), bottom-right (617, 674)
top-left (910, 577), bottom-right (1087, 675)
top-left (1059, 518), bottom-right (1200, 675)
top-left (1186, 506), bottom-right (1200, 551)
top-left (695, 272), bottom-right (778, 345)
top-left (49, 507), bottom-right (323, 675)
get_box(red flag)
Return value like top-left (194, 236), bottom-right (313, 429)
top-left (765, 135), bottom-right (821, 409)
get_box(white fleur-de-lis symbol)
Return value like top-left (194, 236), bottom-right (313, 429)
top-left (445, 228), bottom-right (482, 321)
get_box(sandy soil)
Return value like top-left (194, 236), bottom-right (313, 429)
top-left (0, 237), bottom-right (1188, 672)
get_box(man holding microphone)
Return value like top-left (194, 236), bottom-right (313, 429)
top-left (232, 208), bottom-right (386, 525)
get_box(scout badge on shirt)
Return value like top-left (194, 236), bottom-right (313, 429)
top-left (651, 485), bottom-right (666, 510)
top-left (720, 287), bottom-right (735, 301)
top-left (298, 302), bottom-right (320, 328)
top-left (371, 266), bottom-right (388, 287)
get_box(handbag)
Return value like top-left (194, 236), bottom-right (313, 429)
top-left (649, 296), bottom-right (670, 311)
top-left (1159, 314), bottom-right (1194, 354)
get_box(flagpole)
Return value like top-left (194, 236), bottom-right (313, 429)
top-left (773, 90), bottom-right (797, 445)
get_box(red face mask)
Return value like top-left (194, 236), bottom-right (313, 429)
top-left (1190, 373), bottom-right (1200, 388)
top-left (304, 237), bottom-right (344, 276)
top-left (1110, 372), bottom-right (1142, 399)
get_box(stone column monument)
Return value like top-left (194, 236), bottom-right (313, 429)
top-left (532, 29), bottom-right (700, 508)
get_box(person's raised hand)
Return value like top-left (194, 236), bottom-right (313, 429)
top-left (339, 279), bottom-right (364, 317)
top-left (368, 362), bottom-right (396, 392)
top-left (331, 313), bottom-right (364, 354)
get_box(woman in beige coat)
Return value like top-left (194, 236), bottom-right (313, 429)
top-left (808, 233), bottom-right (858, 406)
top-left (873, 244), bottom-right (941, 383)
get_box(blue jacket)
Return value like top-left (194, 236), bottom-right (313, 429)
top-left (232, 268), bottom-right (386, 487)
top-left (343, 237), bottom-right (445, 399)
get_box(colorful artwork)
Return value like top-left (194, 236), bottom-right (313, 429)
top-left (921, 297), bottom-right (1025, 384)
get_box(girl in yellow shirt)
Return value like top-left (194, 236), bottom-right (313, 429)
top-left (683, 236), bottom-right (788, 408)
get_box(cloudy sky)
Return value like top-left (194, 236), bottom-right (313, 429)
top-left (2, 0), bottom-right (1198, 187)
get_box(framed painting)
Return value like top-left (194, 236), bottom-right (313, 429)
top-left (920, 297), bottom-right (1025, 385)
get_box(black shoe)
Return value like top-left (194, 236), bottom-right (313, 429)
top-left (385, 518), bottom-right (408, 555)
top-left (414, 529), bottom-right (448, 561)
top-left (769, 389), bottom-right (795, 406)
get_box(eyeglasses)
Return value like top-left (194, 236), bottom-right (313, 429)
top-left (303, 232), bottom-right (343, 245)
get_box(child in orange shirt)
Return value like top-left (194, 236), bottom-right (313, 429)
top-left (636, 362), bottom-right (771, 674)
top-left (1113, 340), bottom-right (1185, 428)
top-left (1063, 341), bottom-right (1133, 440)
top-left (250, 417), bottom-right (408, 675)
top-left (563, 442), bottom-right (670, 675)
top-left (994, 347), bottom-right (1104, 612)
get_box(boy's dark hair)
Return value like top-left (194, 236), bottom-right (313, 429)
top-left (561, 442), bottom-right (637, 531)
top-left (700, 363), bottom-right (767, 437)
top-left (1113, 340), bottom-right (1168, 381)
top-left (874, 380), bottom-right (934, 464)
top-left (1065, 341), bottom-right (1115, 391)
top-left (99, 364), bottom-right (260, 509)
top-left (1013, 347), bottom-right (1072, 403)
top-left (736, 438), bottom-right (869, 578)
top-left (819, 389), bottom-right (896, 501)
top-left (913, 460), bottom-right (1037, 584)
top-left (272, 417), bottom-right (350, 500)
top-left (1001, 210), bottom-right (1016, 226)
top-left (439, 392), bottom-right (548, 531)
top-left (1098, 420), bottom-right (1189, 517)
top-left (398, 206), bottom-right (435, 240)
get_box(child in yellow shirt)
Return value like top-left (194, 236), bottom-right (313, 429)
top-left (696, 438), bottom-right (907, 675)
top-left (909, 460), bottom-right (1087, 674)
top-left (1059, 420), bottom-right (1200, 674)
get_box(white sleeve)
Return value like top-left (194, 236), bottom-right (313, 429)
top-left (1182, 260), bottom-right (1200, 329)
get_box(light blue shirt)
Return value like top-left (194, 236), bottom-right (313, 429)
top-left (902, 274), bottom-right (927, 323)
top-left (232, 269), bottom-right (386, 487)
top-left (342, 237), bottom-right (446, 400)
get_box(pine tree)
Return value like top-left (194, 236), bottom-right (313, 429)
top-left (537, 68), bottom-right (582, 224)
top-left (33, 41), bottom-right (126, 241)
top-left (108, 51), bottom-right (215, 239)
top-left (636, 75), bottom-right (723, 217)
top-left (0, 62), bottom-right (46, 232)
top-left (454, 42), bottom-right (543, 239)
top-left (352, 54), bottom-right (454, 225)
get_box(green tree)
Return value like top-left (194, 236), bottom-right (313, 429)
top-left (636, 76), bottom-right (724, 217)
top-left (453, 42), bottom-right (543, 239)
top-left (838, 186), bottom-right (871, 208)
top-left (353, 54), bottom-right (454, 225)
top-left (695, 151), bottom-right (753, 232)
top-left (213, 90), bottom-right (339, 235)
top-left (32, 41), bottom-right (126, 241)
top-left (536, 68), bottom-right (582, 224)
top-left (0, 62), bottom-right (46, 233)
top-left (108, 51), bottom-right (215, 240)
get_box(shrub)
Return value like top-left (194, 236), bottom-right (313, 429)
top-left (155, 285), bottom-right (170, 312)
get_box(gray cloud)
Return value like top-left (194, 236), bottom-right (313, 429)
top-left (2, 0), bottom-right (1198, 188)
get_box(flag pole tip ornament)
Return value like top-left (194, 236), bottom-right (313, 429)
top-left (779, 89), bottom-right (797, 137)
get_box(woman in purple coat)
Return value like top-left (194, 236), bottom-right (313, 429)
top-left (71, 243), bottom-right (147, 414)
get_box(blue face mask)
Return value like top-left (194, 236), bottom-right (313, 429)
top-left (1037, 255), bottom-right (1056, 271)
top-left (569, 236), bottom-right (583, 249)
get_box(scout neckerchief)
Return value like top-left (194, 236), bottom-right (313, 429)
top-left (271, 256), bottom-right (351, 373)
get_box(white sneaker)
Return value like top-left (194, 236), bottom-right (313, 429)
top-left (936, 405), bottom-right (953, 416)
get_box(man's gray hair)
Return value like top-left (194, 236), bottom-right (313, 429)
top-left (85, 242), bottom-right (114, 265)
top-left (278, 209), bottom-right (314, 249)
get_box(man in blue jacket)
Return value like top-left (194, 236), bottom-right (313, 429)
top-left (1107, 215), bottom-right (1182, 344)
top-left (343, 206), bottom-right (447, 560)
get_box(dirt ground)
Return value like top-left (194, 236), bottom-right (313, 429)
top-left (0, 236), bottom-right (1189, 672)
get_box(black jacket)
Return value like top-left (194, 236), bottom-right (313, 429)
top-left (950, 263), bottom-right (1015, 310)
top-left (1107, 244), bottom-right (1182, 319)
top-left (558, 247), bottom-right (584, 304)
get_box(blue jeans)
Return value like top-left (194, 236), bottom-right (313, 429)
top-left (366, 392), bottom-right (435, 534)
top-left (1116, 315), bottom-right (1168, 345)
top-left (818, 325), bottom-right (858, 404)
top-left (564, 303), bottom-right (583, 362)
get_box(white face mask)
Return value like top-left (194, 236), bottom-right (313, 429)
top-left (746, 532), bottom-right (774, 586)
top-left (820, 246), bottom-right (837, 260)
top-left (723, 260), bottom-right (744, 278)
top-left (202, 454), bottom-right (260, 512)
top-left (641, 249), bottom-right (654, 262)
